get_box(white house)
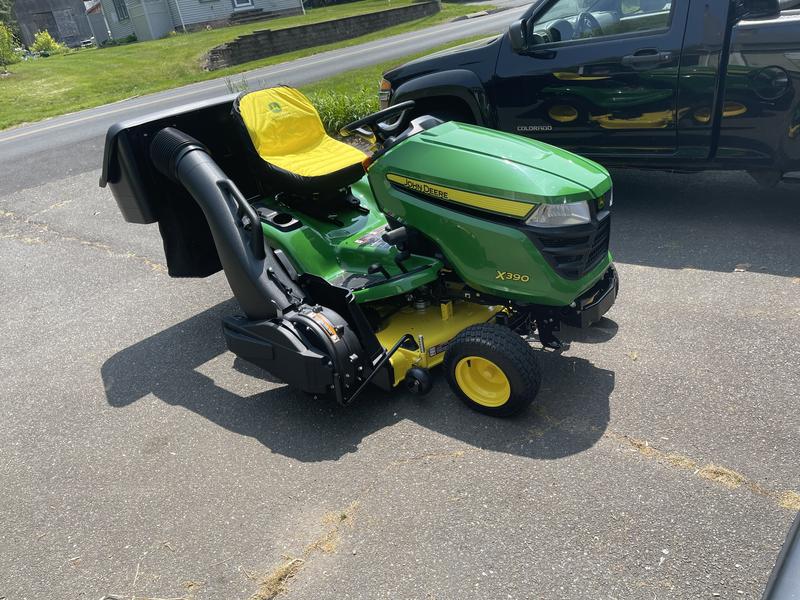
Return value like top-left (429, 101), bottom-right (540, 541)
top-left (97, 0), bottom-right (303, 41)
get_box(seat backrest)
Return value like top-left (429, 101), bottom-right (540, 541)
top-left (234, 86), bottom-right (327, 159)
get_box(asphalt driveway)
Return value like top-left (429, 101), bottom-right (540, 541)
top-left (1, 156), bottom-right (798, 599)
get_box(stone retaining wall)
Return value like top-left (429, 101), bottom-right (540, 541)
top-left (204, 1), bottom-right (440, 70)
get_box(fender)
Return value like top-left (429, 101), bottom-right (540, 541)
top-left (392, 69), bottom-right (492, 127)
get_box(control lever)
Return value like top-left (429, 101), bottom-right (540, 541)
top-left (383, 226), bottom-right (410, 273)
top-left (382, 226), bottom-right (408, 246)
top-left (394, 250), bottom-right (410, 273)
top-left (368, 263), bottom-right (391, 280)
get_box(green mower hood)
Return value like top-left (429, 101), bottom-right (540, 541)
top-left (373, 121), bottom-right (611, 216)
top-left (367, 121), bottom-right (614, 305)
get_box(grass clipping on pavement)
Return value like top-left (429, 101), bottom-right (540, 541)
top-left (250, 502), bottom-right (359, 600)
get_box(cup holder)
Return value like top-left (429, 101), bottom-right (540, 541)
top-left (272, 212), bottom-right (294, 226)
top-left (256, 207), bottom-right (302, 232)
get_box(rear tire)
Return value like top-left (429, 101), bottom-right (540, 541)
top-left (444, 323), bottom-right (541, 417)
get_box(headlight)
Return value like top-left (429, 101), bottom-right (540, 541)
top-left (525, 200), bottom-right (591, 227)
top-left (597, 188), bottom-right (612, 212)
top-left (379, 78), bottom-right (392, 109)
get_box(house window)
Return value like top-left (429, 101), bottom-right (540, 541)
top-left (112, 0), bottom-right (129, 21)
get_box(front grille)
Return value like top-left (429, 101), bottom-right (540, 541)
top-left (528, 212), bottom-right (611, 280)
top-left (588, 215), bottom-right (611, 266)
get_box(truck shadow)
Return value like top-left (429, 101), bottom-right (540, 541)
top-left (101, 301), bottom-right (613, 463)
top-left (609, 169), bottom-right (800, 277)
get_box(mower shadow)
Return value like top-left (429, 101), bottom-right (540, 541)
top-left (102, 301), bottom-right (613, 463)
top-left (559, 318), bottom-right (619, 344)
top-left (609, 169), bottom-right (800, 277)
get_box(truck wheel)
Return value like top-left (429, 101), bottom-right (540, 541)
top-left (428, 110), bottom-right (470, 124)
top-left (444, 323), bottom-right (541, 417)
top-left (748, 170), bottom-right (782, 187)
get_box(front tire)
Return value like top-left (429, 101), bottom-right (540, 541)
top-left (444, 323), bottom-right (541, 417)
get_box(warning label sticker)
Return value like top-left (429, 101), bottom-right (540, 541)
top-left (355, 226), bottom-right (391, 251)
top-left (427, 343), bottom-right (448, 357)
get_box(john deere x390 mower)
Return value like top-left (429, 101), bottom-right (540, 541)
top-left (100, 86), bottom-right (617, 416)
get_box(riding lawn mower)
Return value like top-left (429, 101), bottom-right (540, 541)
top-left (100, 86), bottom-right (617, 416)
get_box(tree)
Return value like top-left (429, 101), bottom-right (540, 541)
top-left (0, 0), bottom-right (17, 32)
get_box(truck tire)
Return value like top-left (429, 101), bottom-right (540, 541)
top-left (427, 109), bottom-right (473, 124)
top-left (412, 98), bottom-right (475, 125)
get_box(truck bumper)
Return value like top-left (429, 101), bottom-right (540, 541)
top-left (562, 265), bottom-right (618, 328)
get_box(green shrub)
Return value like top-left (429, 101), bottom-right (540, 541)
top-left (100, 33), bottom-right (137, 47)
top-left (30, 29), bottom-right (66, 54)
top-left (0, 22), bottom-right (21, 71)
top-left (309, 86), bottom-right (379, 136)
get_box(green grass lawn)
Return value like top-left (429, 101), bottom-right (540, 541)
top-left (0, 0), bottom-right (493, 130)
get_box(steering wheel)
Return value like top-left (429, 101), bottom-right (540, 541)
top-left (340, 101), bottom-right (415, 145)
top-left (573, 11), bottom-right (602, 39)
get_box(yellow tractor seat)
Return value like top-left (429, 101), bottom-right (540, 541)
top-left (233, 86), bottom-right (368, 195)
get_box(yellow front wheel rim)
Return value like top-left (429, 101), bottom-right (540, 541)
top-left (454, 356), bottom-right (511, 407)
top-left (548, 105), bottom-right (579, 123)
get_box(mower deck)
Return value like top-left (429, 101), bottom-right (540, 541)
top-left (373, 300), bottom-right (504, 386)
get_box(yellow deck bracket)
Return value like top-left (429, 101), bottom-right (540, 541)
top-left (375, 301), bottom-right (503, 386)
top-left (440, 300), bottom-right (454, 321)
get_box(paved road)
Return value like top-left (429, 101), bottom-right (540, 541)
top-left (1, 9), bottom-right (799, 600)
top-left (0, 5), bottom-right (525, 196)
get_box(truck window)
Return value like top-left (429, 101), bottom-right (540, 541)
top-left (530, 0), bottom-right (673, 45)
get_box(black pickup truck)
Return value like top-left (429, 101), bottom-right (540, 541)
top-left (381, 0), bottom-right (800, 184)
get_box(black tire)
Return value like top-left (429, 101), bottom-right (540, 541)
top-left (444, 323), bottom-right (541, 417)
top-left (428, 110), bottom-right (471, 124)
top-left (417, 99), bottom-right (474, 125)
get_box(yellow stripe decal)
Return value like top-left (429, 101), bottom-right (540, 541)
top-left (386, 174), bottom-right (533, 218)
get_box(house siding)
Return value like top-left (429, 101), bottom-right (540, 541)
top-left (96, 0), bottom-right (301, 40)
top-left (86, 10), bottom-right (110, 44)
top-left (171, 0), bottom-right (301, 28)
top-left (126, 0), bottom-right (173, 39)
top-left (15, 0), bottom-right (94, 47)
top-left (164, 0), bottom-right (184, 31)
top-left (99, 0), bottom-right (136, 39)
top-left (250, 0), bottom-right (302, 19)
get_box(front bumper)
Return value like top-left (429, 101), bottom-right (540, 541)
top-left (562, 265), bottom-right (618, 328)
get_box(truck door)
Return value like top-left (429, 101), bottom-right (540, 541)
top-left (493, 0), bottom-right (689, 157)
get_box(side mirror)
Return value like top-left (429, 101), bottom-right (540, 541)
top-left (508, 19), bottom-right (528, 54)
